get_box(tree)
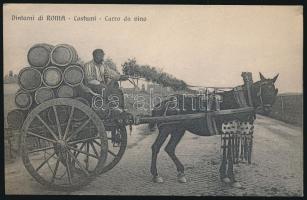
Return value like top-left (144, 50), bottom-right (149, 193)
top-left (105, 58), bottom-right (118, 72)
top-left (122, 58), bottom-right (188, 91)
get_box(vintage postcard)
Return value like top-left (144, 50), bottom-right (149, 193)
top-left (3, 4), bottom-right (303, 196)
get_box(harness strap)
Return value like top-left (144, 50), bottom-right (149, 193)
top-left (241, 72), bottom-right (254, 107)
top-left (256, 82), bottom-right (271, 110)
top-left (233, 86), bottom-right (248, 107)
top-left (207, 113), bottom-right (218, 135)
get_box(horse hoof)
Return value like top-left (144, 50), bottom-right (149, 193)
top-left (222, 177), bottom-right (231, 183)
top-left (153, 176), bottom-right (164, 183)
top-left (232, 182), bottom-right (242, 188)
top-left (178, 174), bottom-right (187, 183)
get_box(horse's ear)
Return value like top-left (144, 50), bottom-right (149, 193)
top-left (259, 72), bottom-right (266, 81)
top-left (272, 74), bottom-right (279, 83)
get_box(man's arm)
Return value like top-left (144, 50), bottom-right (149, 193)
top-left (108, 68), bottom-right (121, 81)
top-left (104, 66), bottom-right (121, 83)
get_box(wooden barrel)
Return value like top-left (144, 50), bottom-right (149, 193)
top-left (15, 90), bottom-right (33, 110)
top-left (18, 67), bottom-right (42, 91)
top-left (42, 66), bottom-right (63, 88)
top-left (27, 43), bottom-right (53, 68)
top-left (7, 109), bottom-right (27, 129)
top-left (63, 65), bottom-right (84, 86)
top-left (74, 97), bottom-right (91, 121)
top-left (57, 85), bottom-right (75, 98)
top-left (35, 87), bottom-right (55, 104)
top-left (50, 44), bottom-right (78, 66)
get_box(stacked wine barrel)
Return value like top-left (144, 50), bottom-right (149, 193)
top-left (8, 43), bottom-right (88, 129)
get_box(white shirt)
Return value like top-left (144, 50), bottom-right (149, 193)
top-left (84, 60), bottom-right (120, 85)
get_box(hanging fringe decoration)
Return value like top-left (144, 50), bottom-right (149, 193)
top-left (221, 120), bottom-right (254, 165)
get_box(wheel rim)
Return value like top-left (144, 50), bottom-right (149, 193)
top-left (99, 125), bottom-right (127, 174)
top-left (21, 98), bottom-right (108, 190)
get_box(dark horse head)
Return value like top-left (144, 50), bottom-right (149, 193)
top-left (251, 72), bottom-right (279, 114)
top-left (219, 72), bottom-right (279, 113)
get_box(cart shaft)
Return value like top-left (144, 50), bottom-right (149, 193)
top-left (134, 107), bottom-right (255, 125)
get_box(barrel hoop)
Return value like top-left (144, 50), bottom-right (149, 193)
top-left (18, 67), bottom-right (42, 92)
top-left (27, 43), bottom-right (53, 68)
top-left (57, 85), bottom-right (75, 98)
top-left (34, 87), bottom-right (55, 104)
top-left (42, 66), bottom-right (63, 88)
top-left (50, 44), bottom-right (77, 66)
top-left (15, 91), bottom-right (33, 110)
top-left (63, 65), bottom-right (84, 87)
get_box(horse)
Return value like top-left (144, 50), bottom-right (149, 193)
top-left (148, 72), bottom-right (279, 187)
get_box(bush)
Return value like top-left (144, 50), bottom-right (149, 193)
top-left (122, 58), bottom-right (188, 91)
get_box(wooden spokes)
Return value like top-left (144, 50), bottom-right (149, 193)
top-left (97, 126), bottom-right (127, 174)
top-left (21, 98), bottom-right (108, 190)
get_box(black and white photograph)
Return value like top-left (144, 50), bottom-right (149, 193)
top-left (3, 4), bottom-right (303, 196)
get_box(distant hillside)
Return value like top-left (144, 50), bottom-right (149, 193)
top-left (262, 93), bottom-right (303, 126)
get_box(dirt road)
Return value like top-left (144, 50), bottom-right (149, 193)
top-left (5, 115), bottom-right (303, 196)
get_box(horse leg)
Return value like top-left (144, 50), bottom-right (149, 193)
top-left (149, 110), bottom-right (157, 132)
top-left (226, 133), bottom-right (242, 188)
top-left (148, 122), bottom-right (156, 132)
top-left (151, 126), bottom-right (171, 183)
top-left (219, 133), bottom-right (229, 183)
top-left (226, 136), bottom-right (234, 182)
top-left (164, 128), bottom-right (186, 183)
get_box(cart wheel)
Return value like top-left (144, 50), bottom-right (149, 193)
top-left (99, 125), bottom-right (127, 173)
top-left (21, 98), bottom-right (108, 190)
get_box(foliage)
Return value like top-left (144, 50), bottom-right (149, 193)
top-left (105, 58), bottom-right (118, 72)
top-left (122, 58), bottom-right (188, 91)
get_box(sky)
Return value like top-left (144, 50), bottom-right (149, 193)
top-left (3, 4), bottom-right (303, 93)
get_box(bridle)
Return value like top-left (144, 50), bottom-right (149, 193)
top-left (256, 82), bottom-right (273, 111)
